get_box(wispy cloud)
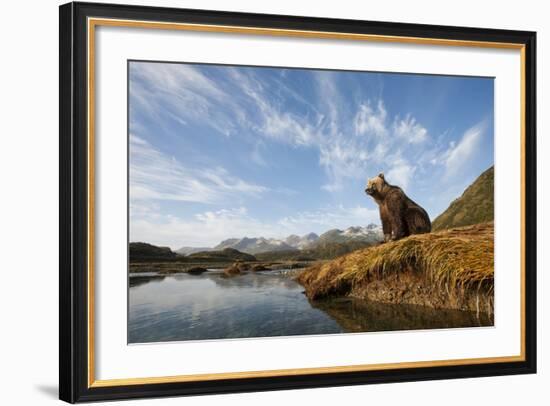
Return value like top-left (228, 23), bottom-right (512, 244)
top-left (393, 114), bottom-right (428, 144)
top-left (130, 62), bottom-right (241, 137)
top-left (354, 100), bottom-right (388, 137)
top-left (130, 134), bottom-right (267, 205)
top-left (130, 62), bottom-right (435, 194)
top-left (278, 205), bottom-right (379, 232)
top-left (386, 158), bottom-right (416, 190)
top-left (319, 138), bottom-right (368, 192)
top-left (313, 75), bottom-right (427, 190)
top-left (227, 67), bottom-right (320, 147)
top-left (443, 120), bottom-right (487, 177)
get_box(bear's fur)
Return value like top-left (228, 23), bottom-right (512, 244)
top-left (365, 173), bottom-right (431, 242)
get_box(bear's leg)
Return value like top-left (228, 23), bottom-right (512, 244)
top-left (390, 216), bottom-right (407, 241)
top-left (405, 211), bottom-right (418, 234)
top-left (381, 215), bottom-right (391, 242)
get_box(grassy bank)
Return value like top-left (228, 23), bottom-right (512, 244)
top-left (297, 223), bottom-right (494, 314)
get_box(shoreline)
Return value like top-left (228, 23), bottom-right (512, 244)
top-left (129, 260), bottom-right (317, 275)
top-left (296, 223), bottom-right (494, 315)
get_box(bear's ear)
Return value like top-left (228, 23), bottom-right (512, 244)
top-left (378, 172), bottom-right (385, 180)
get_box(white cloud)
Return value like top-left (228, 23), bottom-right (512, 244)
top-left (250, 142), bottom-right (268, 167)
top-left (278, 205), bottom-right (380, 232)
top-left (130, 201), bottom-right (161, 219)
top-left (227, 67), bottom-right (320, 147)
top-left (131, 62), bottom-right (225, 102)
top-left (131, 62), bottom-right (437, 197)
top-left (393, 114), bottom-right (428, 144)
top-left (354, 100), bottom-right (388, 137)
top-left (130, 207), bottom-right (272, 248)
top-left (130, 134), bottom-right (267, 204)
top-left (315, 72), bottom-right (343, 135)
top-left (319, 137), bottom-right (368, 192)
top-left (444, 120), bottom-right (486, 176)
top-left (223, 69), bottom-right (376, 193)
top-left (262, 110), bottom-right (318, 146)
top-left (130, 205), bottom-right (380, 249)
top-left (386, 159), bottom-right (416, 190)
top-left (130, 62), bottom-right (239, 137)
top-left (322, 96), bottom-right (428, 191)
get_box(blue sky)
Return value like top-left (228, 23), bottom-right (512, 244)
top-left (129, 61), bottom-right (494, 249)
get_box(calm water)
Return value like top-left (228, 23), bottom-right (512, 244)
top-left (128, 270), bottom-right (493, 344)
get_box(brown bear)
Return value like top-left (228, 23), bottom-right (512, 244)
top-left (365, 173), bottom-right (431, 242)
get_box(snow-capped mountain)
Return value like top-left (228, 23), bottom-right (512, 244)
top-left (284, 232), bottom-right (320, 249)
top-left (177, 225), bottom-right (382, 255)
top-left (213, 237), bottom-right (296, 255)
top-left (318, 224), bottom-right (383, 244)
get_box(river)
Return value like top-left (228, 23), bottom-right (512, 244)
top-left (128, 270), bottom-right (493, 343)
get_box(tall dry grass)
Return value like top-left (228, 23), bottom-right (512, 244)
top-left (297, 222), bottom-right (494, 301)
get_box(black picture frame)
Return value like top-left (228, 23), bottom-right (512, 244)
top-left (59, 1), bottom-right (537, 403)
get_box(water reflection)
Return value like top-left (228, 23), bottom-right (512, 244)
top-left (129, 275), bottom-right (166, 288)
top-left (210, 270), bottom-right (300, 290)
top-left (128, 271), bottom-right (493, 344)
top-left (129, 271), bottom-right (342, 343)
top-left (310, 297), bottom-right (493, 333)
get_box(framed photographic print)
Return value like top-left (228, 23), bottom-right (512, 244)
top-left (59, 1), bottom-right (537, 403)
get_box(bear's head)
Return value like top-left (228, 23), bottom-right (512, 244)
top-left (365, 173), bottom-right (386, 197)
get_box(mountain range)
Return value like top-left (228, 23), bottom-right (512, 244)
top-left (175, 224), bottom-right (383, 255)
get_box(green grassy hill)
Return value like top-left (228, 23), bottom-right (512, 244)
top-left (129, 242), bottom-right (177, 261)
top-left (129, 243), bottom-right (256, 264)
top-left (187, 248), bottom-right (256, 262)
top-left (432, 166), bottom-right (494, 231)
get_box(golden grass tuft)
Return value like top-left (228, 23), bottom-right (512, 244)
top-left (297, 222), bottom-right (494, 302)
